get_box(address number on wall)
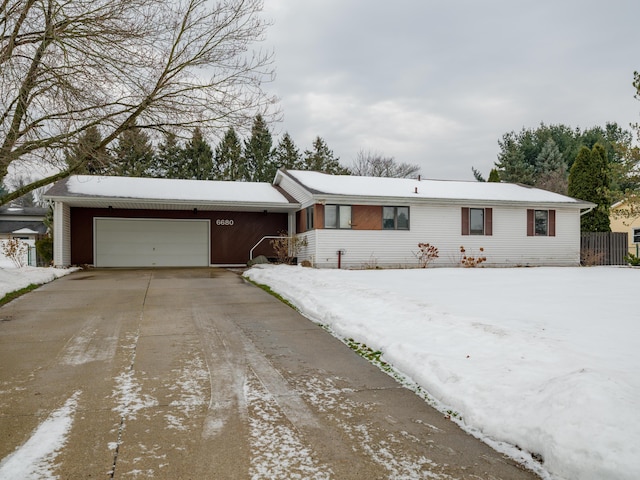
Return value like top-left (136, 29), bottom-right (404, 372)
top-left (216, 219), bottom-right (234, 226)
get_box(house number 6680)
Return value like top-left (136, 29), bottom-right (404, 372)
top-left (216, 219), bottom-right (234, 226)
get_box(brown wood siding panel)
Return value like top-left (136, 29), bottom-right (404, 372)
top-left (297, 209), bottom-right (306, 232)
top-left (461, 207), bottom-right (470, 235)
top-left (70, 208), bottom-right (287, 265)
top-left (549, 209), bottom-right (556, 237)
top-left (485, 208), bottom-right (493, 236)
top-left (315, 204), bottom-right (324, 230)
top-left (352, 205), bottom-right (382, 230)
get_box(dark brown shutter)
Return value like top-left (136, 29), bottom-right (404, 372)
top-left (485, 208), bottom-right (493, 236)
top-left (527, 209), bottom-right (534, 236)
top-left (548, 209), bottom-right (556, 236)
top-left (461, 207), bottom-right (469, 235)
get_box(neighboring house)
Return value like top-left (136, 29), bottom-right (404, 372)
top-left (610, 198), bottom-right (640, 256)
top-left (0, 205), bottom-right (48, 267)
top-left (44, 170), bottom-right (595, 268)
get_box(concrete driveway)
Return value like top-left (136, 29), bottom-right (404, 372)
top-left (0, 269), bottom-right (540, 479)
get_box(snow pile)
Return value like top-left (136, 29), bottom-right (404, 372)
top-left (244, 265), bottom-right (640, 480)
top-left (0, 266), bottom-right (76, 298)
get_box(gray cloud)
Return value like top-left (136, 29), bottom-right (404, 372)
top-left (262, 0), bottom-right (640, 179)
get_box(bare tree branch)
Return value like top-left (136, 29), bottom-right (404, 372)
top-left (0, 0), bottom-right (276, 205)
top-left (351, 149), bottom-right (421, 178)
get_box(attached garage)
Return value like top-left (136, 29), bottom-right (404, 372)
top-left (44, 176), bottom-right (298, 268)
top-left (94, 218), bottom-right (210, 267)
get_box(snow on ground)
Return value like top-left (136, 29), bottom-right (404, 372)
top-left (0, 392), bottom-right (81, 479)
top-left (0, 266), bottom-right (76, 298)
top-left (244, 265), bottom-right (640, 480)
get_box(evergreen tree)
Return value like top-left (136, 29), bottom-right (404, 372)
top-left (182, 127), bottom-right (214, 180)
top-left (153, 132), bottom-right (184, 178)
top-left (488, 168), bottom-right (501, 182)
top-left (534, 138), bottom-right (567, 194)
top-left (214, 127), bottom-right (244, 180)
top-left (111, 126), bottom-right (154, 177)
top-left (65, 125), bottom-right (111, 174)
top-left (568, 144), bottom-right (611, 232)
top-left (303, 137), bottom-right (350, 174)
top-left (471, 167), bottom-right (485, 182)
top-left (273, 132), bottom-right (303, 171)
top-left (243, 114), bottom-right (276, 182)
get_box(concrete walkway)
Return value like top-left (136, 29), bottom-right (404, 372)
top-left (0, 268), bottom-right (540, 479)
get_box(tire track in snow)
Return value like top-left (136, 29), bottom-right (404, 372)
top-left (0, 391), bottom-right (82, 480)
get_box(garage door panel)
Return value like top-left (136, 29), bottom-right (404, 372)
top-left (95, 218), bottom-right (209, 267)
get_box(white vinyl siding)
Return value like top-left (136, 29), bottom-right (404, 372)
top-left (94, 218), bottom-right (210, 267)
top-left (275, 173), bottom-right (314, 205)
top-left (297, 204), bottom-right (580, 268)
top-left (53, 201), bottom-right (71, 267)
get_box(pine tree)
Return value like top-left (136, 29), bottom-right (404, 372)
top-left (273, 132), bottom-right (303, 171)
top-left (488, 168), bottom-right (501, 182)
top-left (111, 126), bottom-right (154, 177)
top-left (214, 127), bottom-right (244, 180)
top-left (243, 114), bottom-right (276, 182)
top-left (181, 127), bottom-right (214, 180)
top-left (303, 137), bottom-right (349, 174)
top-left (568, 144), bottom-right (611, 232)
top-left (154, 132), bottom-right (184, 179)
top-left (535, 138), bottom-right (568, 194)
top-left (65, 125), bottom-right (111, 174)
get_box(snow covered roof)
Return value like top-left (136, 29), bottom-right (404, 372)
top-left (279, 170), bottom-right (595, 207)
top-left (44, 175), bottom-right (298, 211)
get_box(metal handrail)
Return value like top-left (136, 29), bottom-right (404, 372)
top-left (249, 235), bottom-right (284, 260)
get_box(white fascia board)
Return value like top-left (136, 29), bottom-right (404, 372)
top-left (43, 194), bottom-right (300, 211)
top-left (309, 193), bottom-right (595, 209)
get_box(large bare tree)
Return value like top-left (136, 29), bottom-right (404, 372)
top-left (0, 0), bottom-right (275, 204)
top-left (351, 150), bottom-right (421, 178)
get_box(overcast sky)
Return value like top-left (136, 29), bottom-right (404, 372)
top-left (261, 0), bottom-right (640, 180)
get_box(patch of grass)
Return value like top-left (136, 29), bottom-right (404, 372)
top-left (344, 337), bottom-right (461, 420)
top-left (0, 283), bottom-right (40, 307)
top-left (244, 278), bottom-right (299, 312)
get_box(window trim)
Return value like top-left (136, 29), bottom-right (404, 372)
top-left (633, 227), bottom-right (640, 243)
top-left (382, 206), bottom-right (410, 230)
top-left (461, 207), bottom-right (492, 236)
top-left (527, 209), bottom-right (556, 237)
top-left (324, 204), bottom-right (352, 229)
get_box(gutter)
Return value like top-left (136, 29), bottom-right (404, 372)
top-left (580, 206), bottom-right (595, 216)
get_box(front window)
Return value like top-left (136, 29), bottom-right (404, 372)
top-left (324, 205), bottom-right (351, 229)
top-left (383, 206), bottom-right (410, 230)
top-left (469, 208), bottom-right (484, 235)
top-left (535, 210), bottom-right (549, 236)
top-left (633, 228), bottom-right (640, 243)
top-left (306, 206), bottom-right (314, 230)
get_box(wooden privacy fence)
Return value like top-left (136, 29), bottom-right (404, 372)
top-left (580, 232), bottom-right (628, 265)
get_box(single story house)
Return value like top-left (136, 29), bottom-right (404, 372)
top-left (44, 170), bottom-right (595, 268)
top-left (610, 198), bottom-right (640, 256)
top-left (0, 205), bottom-right (48, 267)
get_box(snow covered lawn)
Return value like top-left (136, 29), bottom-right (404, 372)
top-left (0, 266), bottom-right (77, 300)
top-left (244, 265), bottom-right (640, 480)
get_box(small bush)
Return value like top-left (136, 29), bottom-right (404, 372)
top-left (625, 253), bottom-right (640, 266)
top-left (36, 237), bottom-right (53, 266)
top-left (416, 243), bottom-right (439, 268)
top-left (269, 231), bottom-right (308, 264)
top-left (581, 249), bottom-right (604, 266)
top-left (459, 246), bottom-right (487, 268)
top-left (1, 239), bottom-right (28, 268)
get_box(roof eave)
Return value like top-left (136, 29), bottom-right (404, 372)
top-left (43, 194), bottom-right (300, 212)
top-left (308, 193), bottom-right (595, 209)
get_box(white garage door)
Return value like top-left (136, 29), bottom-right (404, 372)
top-left (95, 218), bottom-right (210, 267)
